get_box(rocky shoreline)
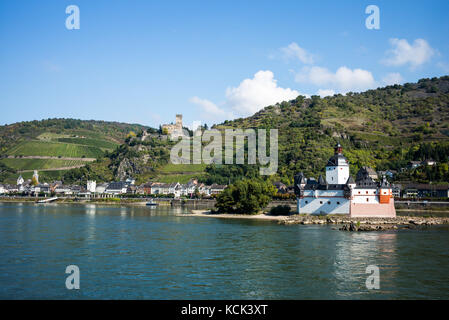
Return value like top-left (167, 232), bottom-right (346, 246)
top-left (189, 210), bottom-right (449, 231)
top-left (280, 215), bottom-right (449, 231)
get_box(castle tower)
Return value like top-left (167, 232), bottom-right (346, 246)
top-left (175, 114), bottom-right (182, 128)
top-left (379, 176), bottom-right (392, 204)
top-left (32, 170), bottom-right (39, 185)
top-left (87, 180), bottom-right (96, 193)
top-left (325, 143), bottom-right (350, 184)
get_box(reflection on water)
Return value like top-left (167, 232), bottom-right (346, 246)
top-left (333, 232), bottom-right (398, 298)
top-left (0, 203), bottom-right (448, 299)
top-left (86, 204), bottom-right (96, 216)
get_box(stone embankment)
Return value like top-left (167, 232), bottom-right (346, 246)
top-left (279, 215), bottom-right (449, 231)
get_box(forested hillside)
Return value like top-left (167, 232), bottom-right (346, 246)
top-left (1, 76), bottom-right (449, 186)
top-left (0, 119), bottom-right (149, 183)
top-left (211, 76), bottom-right (449, 185)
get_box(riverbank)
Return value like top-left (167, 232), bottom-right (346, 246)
top-left (0, 197), bottom-right (210, 208)
top-left (185, 210), bottom-right (449, 231)
top-left (184, 210), bottom-right (288, 221)
top-left (0, 197), bottom-right (149, 206)
top-left (2, 198), bottom-right (449, 231)
top-left (281, 214), bottom-right (449, 231)
top-left (3, 197), bottom-right (449, 212)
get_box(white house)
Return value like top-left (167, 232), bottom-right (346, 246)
top-left (95, 183), bottom-right (108, 194)
top-left (54, 185), bottom-right (72, 195)
top-left (87, 180), bottom-right (96, 193)
top-left (210, 184), bottom-right (227, 195)
top-left (168, 182), bottom-right (180, 195)
top-left (105, 182), bottom-right (129, 195)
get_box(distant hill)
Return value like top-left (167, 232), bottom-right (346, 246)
top-left (89, 75), bottom-right (449, 186)
top-left (1, 76), bottom-right (449, 186)
top-left (212, 75), bottom-right (449, 184)
top-left (0, 119), bottom-right (149, 183)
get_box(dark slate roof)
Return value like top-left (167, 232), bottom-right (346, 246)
top-left (380, 175), bottom-right (390, 187)
top-left (318, 175), bottom-right (327, 185)
top-left (403, 184), bottom-right (449, 191)
top-left (294, 173), bottom-right (306, 184)
top-left (355, 168), bottom-right (378, 188)
top-left (326, 154), bottom-right (349, 166)
top-left (273, 181), bottom-right (287, 188)
top-left (302, 184), bottom-right (348, 191)
top-left (357, 166), bottom-right (378, 180)
top-left (107, 182), bottom-right (128, 190)
top-left (346, 176), bottom-right (355, 184)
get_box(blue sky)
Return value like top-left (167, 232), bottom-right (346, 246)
top-left (1, 0), bottom-right (448, 128)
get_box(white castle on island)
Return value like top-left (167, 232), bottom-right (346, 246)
top-left (294, 143), bottom-right (396, 217)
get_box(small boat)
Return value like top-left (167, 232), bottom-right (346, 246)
top-left (146, 200), bottom-right (158, 207)
top-left (36, 197), bottom-right (58, 204)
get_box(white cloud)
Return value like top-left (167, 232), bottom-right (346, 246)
top-left (280, 42), bottom-right (314, 64)
top-left (189, 96), bottom-right (234, 120)
top-left (382, 38), bottom-right (435, 68)
top-left (382, 72), bottom-right (403, 86)
top-left (317, 89), bottom-right (335, 97)
top-left (225, 70), bottom-right (300, 116)
top-left (295, 66), bottom-right (376, 93)
top-left (190, 70), bottom-right (301, 122)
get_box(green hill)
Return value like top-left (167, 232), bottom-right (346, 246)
top-left (211, 75), bottom-right (449, 185)
top-left (0, 119), bottom-right (149, 183)
top-left (78, 75), bottom-right (449, 187)
top-left (1, 76), bottom-right (449, 186)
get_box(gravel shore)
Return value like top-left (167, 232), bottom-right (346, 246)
top-left (187, 210), bottom-right (449, 231)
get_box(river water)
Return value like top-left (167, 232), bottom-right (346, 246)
top-left (0, 202), bottom-right (448, 299)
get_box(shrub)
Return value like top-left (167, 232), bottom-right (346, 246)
top-left (269, 205), bottom-right (292, 216)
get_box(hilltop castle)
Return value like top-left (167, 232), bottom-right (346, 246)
top-left (294, 144), bottom-right (396, 217)
top-left (162, 114), bottom-right (183, 138)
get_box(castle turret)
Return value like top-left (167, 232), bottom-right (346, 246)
top-left (294, 172), bottom-right (306, 195)
top-left (346, 176), bottom-right (356, 189)
top-left (87, 180), bottom-right (96, 193)
top-left (32, 170), bottom-right (39, 185)
top-left (325, 143), bottom-right (349, 184)
top-left (378, 175), bottom-right (392, 204)
top-left (175, 114), bottom-right (182, 127)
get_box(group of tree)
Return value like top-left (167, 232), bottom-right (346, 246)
top-left (215, 179), bottom-right (277, 215)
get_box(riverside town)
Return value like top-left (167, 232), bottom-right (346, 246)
top-left (1, 0), bottom-right (449, 304)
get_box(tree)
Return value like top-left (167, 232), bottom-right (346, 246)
top-left (215, 179), bottom-right (277, 215)
top-left (194, 187), bottom-right (200, 199)
top-left (31, 175), bottom-right (39, 186)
